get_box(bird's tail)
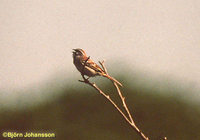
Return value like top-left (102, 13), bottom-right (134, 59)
top-left (102, 74), bottom-right (123, 87)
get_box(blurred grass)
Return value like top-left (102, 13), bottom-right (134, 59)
top-left (0, 76), bottom-right (200, 140)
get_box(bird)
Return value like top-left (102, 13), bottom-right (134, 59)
top-left (72, 48), bottom-right (122, 87)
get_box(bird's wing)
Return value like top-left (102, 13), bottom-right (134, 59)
top-left (82, 59), bottom-right (103, 73)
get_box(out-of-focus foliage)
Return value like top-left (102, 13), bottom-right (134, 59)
top-left (1, 76), bottom-right (200, 140)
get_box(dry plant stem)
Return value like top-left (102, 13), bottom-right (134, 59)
top-left (79, 59), bottom-right (167, 140)
top-left (114, 82), bottom-right (149, 140)
top-left (79, 80), bottom-right (131, 125)
top-left (99, 61), bottom-right (134, 121)
top-left (79, 60), bottom-right (149, 140)
top-left (99, 61), bottom-right (149, 140)
top-left (99, 61), bottom-right (134, 122)
top-left (79, 79), bottom-right (148, 140)
top-left (114, 82), bottom-right (134, 123)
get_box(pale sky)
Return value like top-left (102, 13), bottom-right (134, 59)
top-left (0, 0), bottom-right (200, 101)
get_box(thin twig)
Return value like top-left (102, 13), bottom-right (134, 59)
top-left (79, 80), bottom-right (132, 125)
top-left (100, 61), bottom-right (134, 122)
top-left (99, 60), bottom-right (107, 74)
top-left (79, 78), bottom-right (149, 140)
top-left (78, 60), bottom-right (149, 140)
top-left (114, 82), bottom-right (149, 139)
top-left (99, 60), bottom-right (122, 87)
top-left (99, 61), bottom-right (149, 140)
top-left (78, 58), bottom-right (168, 140)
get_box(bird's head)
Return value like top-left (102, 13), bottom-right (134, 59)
top-left (72, 48), bottom-right (87, 58)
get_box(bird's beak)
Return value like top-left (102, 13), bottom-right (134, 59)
top-left (72, 49), bottom-right (76, 53)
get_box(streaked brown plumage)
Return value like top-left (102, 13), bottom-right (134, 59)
top-left (72, 48), bottom-right (122, 87)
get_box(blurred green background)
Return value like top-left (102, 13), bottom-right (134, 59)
top-left (1, 74), bottom-right (200, 140)
top-left (1, 0), bottom-right (200, 139)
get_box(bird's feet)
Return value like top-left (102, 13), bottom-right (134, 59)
top-left (79, 74), bottom-right (90, 83)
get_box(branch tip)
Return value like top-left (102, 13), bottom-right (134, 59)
top-left (78, 59), bottom-right (150, 140)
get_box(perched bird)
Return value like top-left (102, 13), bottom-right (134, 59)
top-left (72, 48), bottom-right (122, 87)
